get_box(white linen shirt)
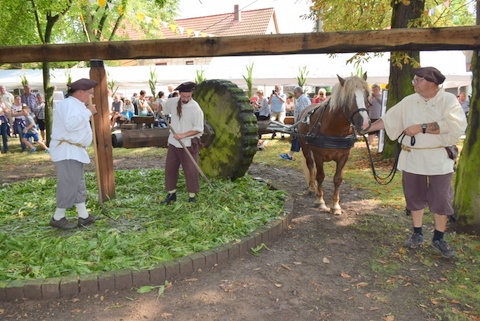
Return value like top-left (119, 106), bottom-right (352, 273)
top-left (382, 90), bottom-right (467, 175)
top-left (163, 97), bottom-right (204, 148)
top-left (50, 96), bottom-right (93, 164)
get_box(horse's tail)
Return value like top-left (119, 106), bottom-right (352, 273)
top-left (301, 147), bottom-right (317, 193)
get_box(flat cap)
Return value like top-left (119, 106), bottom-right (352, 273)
top-left (413, 67), bottom-right (445, 85)
top-left (67, 78), bottom-right (98, 91)
top-left (175, 81), bottom-right (196, 92)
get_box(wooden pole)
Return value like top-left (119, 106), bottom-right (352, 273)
top-left (89, 60), bottom-right (115, 203)
top-left (1, 26), bottom-right (480, 63)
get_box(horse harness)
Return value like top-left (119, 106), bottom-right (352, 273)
top-left (295, 100), bottom-right (367, 149)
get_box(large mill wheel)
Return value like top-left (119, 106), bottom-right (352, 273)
top-left (193, 79), bottom-right (258, 180)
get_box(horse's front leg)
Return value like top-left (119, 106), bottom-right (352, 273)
top-left (314, 161), bottom-right (327, 211)
top-left (331, 156), bottom-right (348, 215)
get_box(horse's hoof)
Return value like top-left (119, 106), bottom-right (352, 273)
top-left (314, 203), bottom-right (328, 211)
top-left (331, 208), bottom-right (342, 215)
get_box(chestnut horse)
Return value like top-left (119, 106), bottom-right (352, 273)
top-left (297, 74), bottom-right (371, 214)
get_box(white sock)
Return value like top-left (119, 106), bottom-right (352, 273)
top-left (53, 208), bottom-right (66, 221)
top-left (75, 203), bottom-right (89, 219)
top-left (169, 189), bottom-right (176, 194)
top-left (189, 193), bottom-right (195, 198)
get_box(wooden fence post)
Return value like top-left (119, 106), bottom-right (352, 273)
top-left (89, 59), bottom-right (115, 203)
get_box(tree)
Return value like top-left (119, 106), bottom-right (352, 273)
top-left (453, 1), bottom-right (480, 234)
top-left (0, 0), bottom-right (179, 143)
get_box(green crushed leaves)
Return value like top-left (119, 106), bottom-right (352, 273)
top-left (0, 169), bottom-right (287, 281)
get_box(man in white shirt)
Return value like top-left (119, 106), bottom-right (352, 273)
top-left (49, 78), bottom-right (99, 229)
top-left (159, 82), bottom-right (204, 204)
top-left (367, 67), bottom-right (467, 258)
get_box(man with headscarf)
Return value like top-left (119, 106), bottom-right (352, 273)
top-left (49, 78), bottom-right (100, 230)
top-left (158, 82), bottom-right (204, 204)
top-left (366, 67), bottom-right (467, 258)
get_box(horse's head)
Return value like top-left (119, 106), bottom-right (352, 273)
top-left (333, 73), bottom-right (371, 133)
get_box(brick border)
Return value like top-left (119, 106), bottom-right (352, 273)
top-left (0, 198), bottom-right (294, 301)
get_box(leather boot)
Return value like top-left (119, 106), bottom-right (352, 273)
top-left (160, 192), bottom-right (176, 204)
top-left (189, 197), bottom-right (197, 203)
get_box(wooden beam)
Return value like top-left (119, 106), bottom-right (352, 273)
top-left (1, 26), bottom-right (479, 63)
top-left (89, 60), bottom-right (116, 203)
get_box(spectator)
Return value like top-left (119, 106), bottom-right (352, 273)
top-left (35, 94), bottom-right (46, 141)
top-left (110, 94), bottom-right (124, 129)
top-left (458, 92), bottom-right (469, 118)
top-left (122, 98), bottom-right (135, 120)
top-left (252, 90), bottom-right (270, 121)
top-left (20, 85), bottom-right (38, 116)
top-left (285, 95), bottom-right (295, 116)
top-left (21, 105), bottom-right (49, 154)
top-left (167, 84), bottom-right (175, 98)
top-left (0, 85), bottom-right (14, 128)
top-left (49, 78), bottom-right (100, 230)
top-left (131, 93), bottom-right (139, 115)
top-left (280, 86), bottom-right (311, 160)
top-left (0, 97), bottom-right (10, 153)
top-left (11, 96), bottom-right (28, 151)
top-left (367, 84), bottom-right (383, 146)
top-left (313, 88), bottom-right (328, 104)
top-left (268, 84), bottom-right (286, 139)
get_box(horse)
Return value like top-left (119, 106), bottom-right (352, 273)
top-left (297, 73), bottom-right (371, 215)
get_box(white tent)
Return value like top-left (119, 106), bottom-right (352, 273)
top-left (0, 51), bottom-right (471, 96)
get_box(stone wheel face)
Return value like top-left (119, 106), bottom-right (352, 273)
top-left (193, 79), bottom-right (258, 180)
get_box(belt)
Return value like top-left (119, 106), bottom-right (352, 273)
top-left (401, 144), bottom-right (444, 152)
top-left (55, 139), bottom-right (87, 149)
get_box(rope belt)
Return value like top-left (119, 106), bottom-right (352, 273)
top-left (401, 144), bottom-right (444, 152)
top-left (56, 139), bottom-right (87, 149)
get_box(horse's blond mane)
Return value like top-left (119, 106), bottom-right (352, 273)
top-left (329, 76), bottom-right (370, 112)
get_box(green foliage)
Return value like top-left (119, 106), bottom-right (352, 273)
top-left (307, 0), bottom-right (475, 32)
top-left (148, 68), bottom-right (158, 97)
top-left (0, 169), bottom-right (286, 281)
top-left (20, 74), bottom-right (28, 86)
top-left (242, 63), bottom-right (254, 98)
top-left (296, 65), bottom-right (309, 89)
top-left (195, 68), bottom-right (207, 84)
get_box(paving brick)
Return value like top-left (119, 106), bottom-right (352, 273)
top-left (149, 263), bottom-right (166, 285)
top-left (79, 273), bottom-right (99, 294)
top-left (238, 236), bottom-right (255, 256)
top-left (41, 277), bottom-right (62, 300)
top-left (5, 280), bottom-right (24, 301)
top-left (258, 226), bottom-right (271, 245)
top-left (283, 198), bottom-right (294, 214)
top-left (175, 256), bottom-right (193, 275)
top-left (202, 249), bottom-right (218, 269)
top-left (59, 276), bottom-right (79, 297)
top-left (22, 279), bottom-right (43, 300)
top-left (98, 271), bottom-right (116, 292)
top-left (132, 269), bottom-right (150, 287)
top-left (212, 244), bottom-right (229, 264)
top-left (269, 219), bottom-right (283, 240)
top-left (163, 260), bottom-right (180, 281)
top-left (227, 242), bottom-right (240, 259)
top-left (189, 252), bottom-right (206, 271)
top-left (0, 281), bottom-right (7, 301)
top-left (114, 269), bottom-right (133, 291)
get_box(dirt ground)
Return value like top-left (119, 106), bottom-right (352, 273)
top-left (0, 152), bottom-right (452, 321)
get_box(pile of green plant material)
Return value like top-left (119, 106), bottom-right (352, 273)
top-left (0, 169), bottom-right (287, 281)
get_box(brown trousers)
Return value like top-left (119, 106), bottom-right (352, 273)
top-left (165, 143), bottom-right (199, 193)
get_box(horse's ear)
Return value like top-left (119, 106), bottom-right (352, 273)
top-left (362, 72), bottom-right (368, 80)
top-left (337, 74), bottom-right (345, 86)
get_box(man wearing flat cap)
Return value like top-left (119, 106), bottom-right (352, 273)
top-left (49, 78), bottom-right (100, 229)
top-left (159, 81), bottom-right (204, 204)
top-left (366, 66), bottom-right (467, 258)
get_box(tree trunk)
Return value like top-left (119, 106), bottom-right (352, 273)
top-left (383, 0), bottom-right (424, 157)
top-left (453, 1), bottom-right (480, 234)
top-left (42, 62), bottom-right (54, 146)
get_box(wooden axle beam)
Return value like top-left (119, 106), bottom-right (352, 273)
top-left (0, 26), bottom-right (479, 63)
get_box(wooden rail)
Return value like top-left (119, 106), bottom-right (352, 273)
top-left (0, 26), bottom-right (479, 63)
